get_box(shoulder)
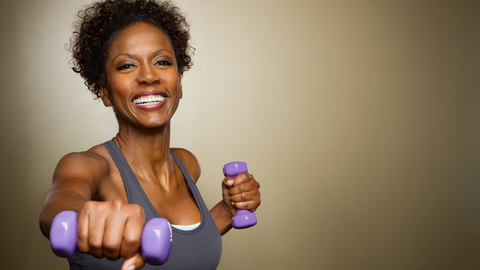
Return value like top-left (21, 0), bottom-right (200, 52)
top-left (53, 145), bottom-right (111, 192)
top-left (171, 148), bottom-right (201, 182)
top-left (56, 145), bottom-right (110, 173)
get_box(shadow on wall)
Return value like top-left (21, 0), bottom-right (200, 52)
top-left (0, 1), bottom-right (96, 268)
top-left (0, 12), bottom-right (42, 270)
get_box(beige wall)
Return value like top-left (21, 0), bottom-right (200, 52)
top-left (1, 0), bottom-right (479, 269)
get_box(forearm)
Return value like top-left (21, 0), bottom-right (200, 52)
top-left (39, 189), bottom-right (88, 238)
top-left (210, 201), bottom-right (234, 236)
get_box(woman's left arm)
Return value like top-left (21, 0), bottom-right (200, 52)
top-left (171, 148), bottom-right (261, 235)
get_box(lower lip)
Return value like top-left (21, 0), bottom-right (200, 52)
top-left (134, 99), bottom-right (166, 111)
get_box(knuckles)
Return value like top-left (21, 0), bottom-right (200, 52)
top-left (110, 198), bottom-right (125, 210)
top-left (131, 203), bottom-right (145, 217)
top-left (77, 230), bottom-right (88, 243)
top-left (103, 243), bottom-right (121, 260)
top-left (88, 238), bottom-right (103, 251)
top-left (76, 200), bottom-right (145, 260)
top-left (103, 246), bottom-right (119, 256)
top-left (123, 234), bottom-right (141, 248)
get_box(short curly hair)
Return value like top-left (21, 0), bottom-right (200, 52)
top-left (70, 0), bottom-right (193, 98)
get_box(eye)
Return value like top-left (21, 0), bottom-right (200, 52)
top-left (116, 63), bottom-right (136, 70)
top-left (156, 60), bottom-right (173, 66)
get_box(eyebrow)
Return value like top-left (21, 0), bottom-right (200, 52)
top-left (110, 49), bottom-right (174, 65)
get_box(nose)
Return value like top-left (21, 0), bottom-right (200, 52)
top-left (138, 64), bottom-right (159, 85)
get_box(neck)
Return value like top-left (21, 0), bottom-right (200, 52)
top-left (113, 121), bottom-right (176, 186)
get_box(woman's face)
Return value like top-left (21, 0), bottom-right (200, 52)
top-left (101, 22), bottom-right (182, 130)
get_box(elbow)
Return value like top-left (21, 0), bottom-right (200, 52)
top-left (39, 207), bottom-right (52, 238)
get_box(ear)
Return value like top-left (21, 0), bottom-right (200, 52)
top-left (100, 85), bottom-right (111, 107)
top-left (179, 81), bottom-right (183, 99)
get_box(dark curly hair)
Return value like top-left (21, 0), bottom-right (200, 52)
top-left (70, 0), bottom-right (193, 98)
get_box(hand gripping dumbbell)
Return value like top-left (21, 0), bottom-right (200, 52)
top-left (50, 211), bottom-right (172, 265)
top-left (223, 162), bottom-right (258, 229)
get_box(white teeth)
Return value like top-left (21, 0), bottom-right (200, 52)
top-left (133, 95), bottom-right (165, 105)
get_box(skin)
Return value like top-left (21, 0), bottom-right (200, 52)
top-left (39, 22), bottom-right (261, 270)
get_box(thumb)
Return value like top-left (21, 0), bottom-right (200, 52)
top-left (121, 252), bottom-right (146, 270)
top-left (223, 177), bottom-right (234, 188)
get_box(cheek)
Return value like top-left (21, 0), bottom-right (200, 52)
top-left (108, 77), bottom-right (130, 97)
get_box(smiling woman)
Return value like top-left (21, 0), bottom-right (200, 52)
top-left (38, 1), bottom-right (261, 270)
top-left (101, 22), bottom-right (183, 129)
top-left (69, 0), bottom-right (192, 98)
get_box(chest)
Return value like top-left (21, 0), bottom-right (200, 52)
top-left (96, 161), bottom-right (201, 225)
top-left (139, 176), bottom-right (201, 225)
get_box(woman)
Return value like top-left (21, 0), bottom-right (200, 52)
top-left (39, 1), bottom-right (261, 269)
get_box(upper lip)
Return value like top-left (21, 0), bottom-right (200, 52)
top-left (132, 91), bottom-right (168, 101)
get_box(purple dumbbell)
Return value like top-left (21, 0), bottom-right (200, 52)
top-left (50, 211), bottom-right (172, 265)
top-left (223, 162), bottom-right (258, 229)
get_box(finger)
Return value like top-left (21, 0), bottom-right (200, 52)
top-left (231, 172), bottom-right (252, 187)
top-left (229, 189), bottom-right (260, 204)
top-left (102, 214), bottom-right (124, 260)
top-left (228, 178), bottom-right (260, 196)
top-left (231, 199), bottom-right (261, 212)
top-left (120, 212), bottom-right (144, 259)
top-left (231, 191), bottom-right (261, 212)
top-left (77, 209), bottom-right (90, 254)
top-left (88, 212), bottom-right (106, 258)
top-left (121, 252), bottom-right (146, 270)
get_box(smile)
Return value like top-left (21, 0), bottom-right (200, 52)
top-left (133, 95), bottom-right (165, 105)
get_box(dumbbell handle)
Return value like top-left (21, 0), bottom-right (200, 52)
top-left (223, 162), bottom-right (258, 229)
top-left (50, 211), bottom-right (172, 265)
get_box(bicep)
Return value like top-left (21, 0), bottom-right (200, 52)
top-left (51, 152), bottom-right (108, 201)
top-left (40, 152), bottom-right (108, 237)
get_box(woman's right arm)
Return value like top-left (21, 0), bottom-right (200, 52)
top-left (39, 151), bottom-right (147, 269)
top-left (39, 151), bottom-right (104, 238)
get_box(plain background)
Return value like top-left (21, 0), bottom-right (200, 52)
top-left (1, 0), bottom-right (479, 269)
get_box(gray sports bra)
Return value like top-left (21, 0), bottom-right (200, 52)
top-left (67, 140), bottom-right (222, 269)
